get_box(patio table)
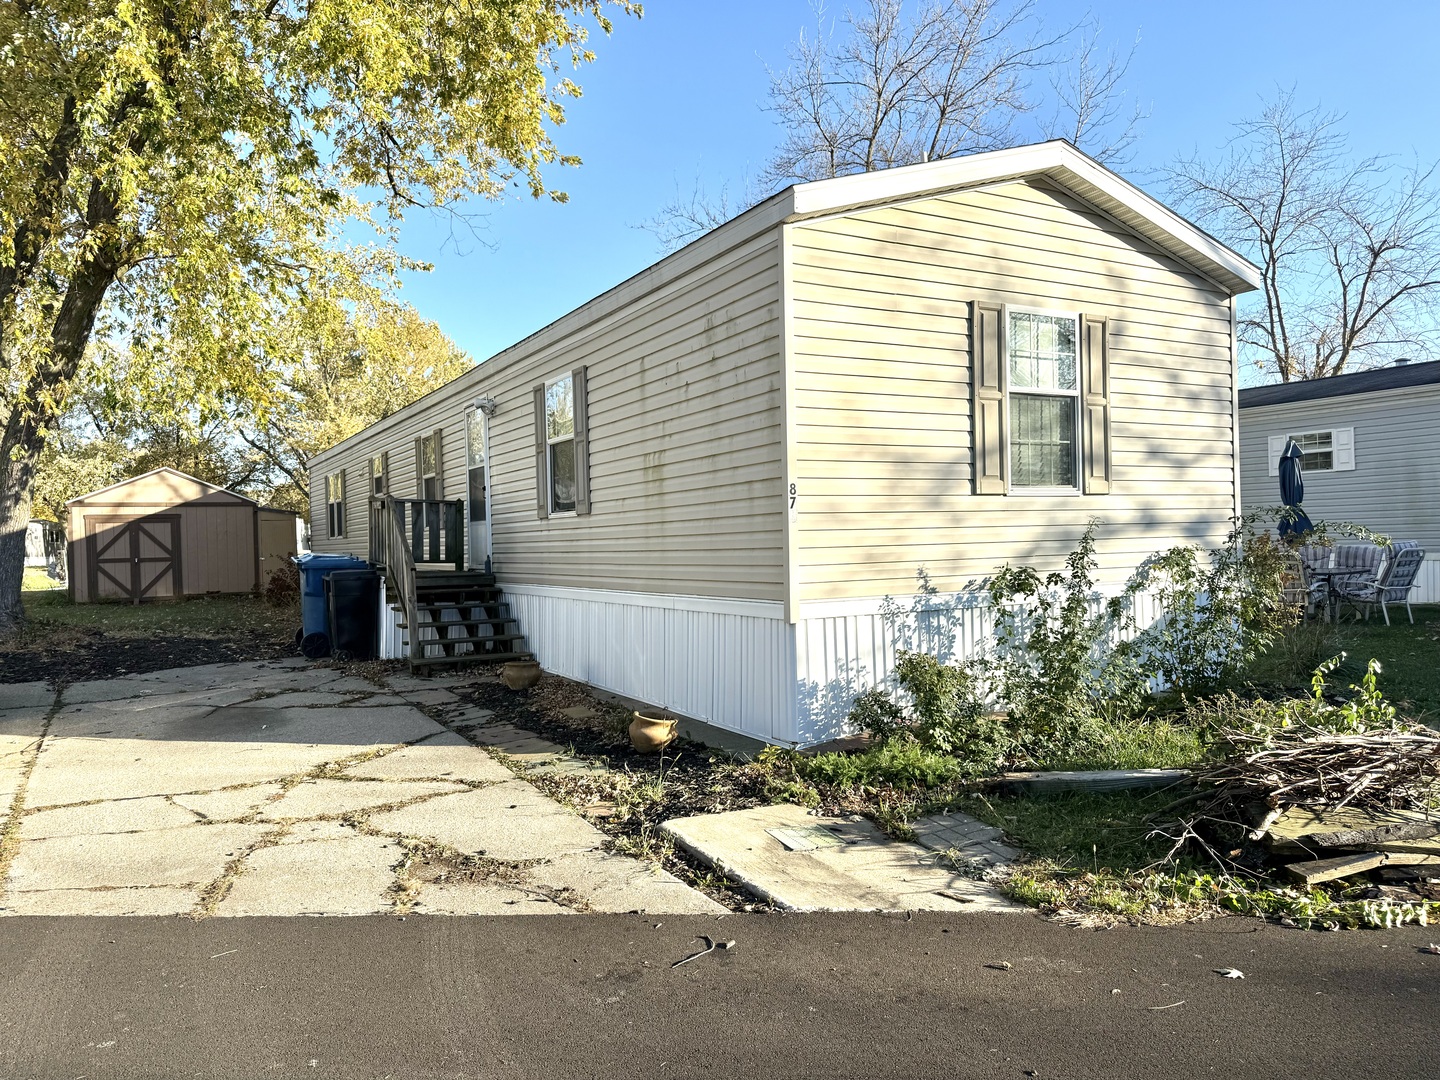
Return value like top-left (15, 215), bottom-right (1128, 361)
top-left (1309, 566), bottom-right (1370, 623)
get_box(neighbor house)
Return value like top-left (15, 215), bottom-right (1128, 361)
top-left (1239, 359), bottom-right (1440, 602)
top-left (307, 140), bottom-right (1260, 746)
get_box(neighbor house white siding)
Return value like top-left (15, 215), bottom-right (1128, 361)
top-left (1240, 384), bottom-right (1440, 602)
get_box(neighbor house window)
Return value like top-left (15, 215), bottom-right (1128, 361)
top-left (1007, 309), bottom-right (1079, 489)
top-left (326, 471), bottom-right (346, 538)
top-left (370, 452), bottom-right (387, 496)
top-left (1288, 430), bottom-right (1334, 472)
top-left (546, 373), bottom-right (577, 513)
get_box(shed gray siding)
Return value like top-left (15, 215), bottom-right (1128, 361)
top-left (1239, 384), bottom-right (1440, 551)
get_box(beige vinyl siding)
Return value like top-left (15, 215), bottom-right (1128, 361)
top-left (789, 178), bottom-right (1237, 600)
top-left (308, 226), bottom-right (786, 601)
top-left (1239, 385), bottom-right (1440, 551)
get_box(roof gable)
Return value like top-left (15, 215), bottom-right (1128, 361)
top-left (68, 467), bottom-right (256, 507)
top-left (783, 141), bottom-right (1261, 295)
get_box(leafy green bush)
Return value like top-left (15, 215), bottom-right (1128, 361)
top-left (800, 740), bottom-right (966, 790)
top-left (985, 522), bottom-right (1148, 746)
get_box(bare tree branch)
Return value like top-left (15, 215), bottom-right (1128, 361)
top-left (1167, 89), bottom-right (1440, 381)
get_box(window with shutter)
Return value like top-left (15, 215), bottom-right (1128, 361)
top-left (1006, 308), bottom-right (1080, 491)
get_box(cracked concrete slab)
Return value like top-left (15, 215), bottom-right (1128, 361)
top-left (368, 781), bottom-right (606, 861)
top-left (171, 784), bottom-right (285, 821)
top-left (1, 885), bottom-right (198, 916)
top-left (530, 853), bottom-right (726, 915)
top-left (1, 661), bottom-right (722, 918)
top-left (21, 796), bottom-right (199, 840)
top-left (214, 832), bottom-right (401, 916)
top-left (0, 683), bottom-right (53, 709)
top-left (662, 804), bottom-right (1023, 913)
top-left (260, 778), bottom-right (465, 820)
top-left (410, 881), bottom-right (572, 915)
top-left (5, 822), bottom-right (270, 892)
top-left (342, 736), bottom-right (513, 784)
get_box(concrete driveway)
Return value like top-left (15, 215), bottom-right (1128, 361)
top-left (0, 660), bottom-right (721, 917)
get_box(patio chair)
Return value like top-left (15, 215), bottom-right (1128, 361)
top-left (1333, 546), bottom-right (1427, 625)
top-left (1297, 543), bottom-right (1332, 574)
top-left (1279, 548), bottom-right (1328, 620)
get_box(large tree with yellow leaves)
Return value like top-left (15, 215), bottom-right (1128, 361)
top-left (0, 0), bottom-right (636, 631)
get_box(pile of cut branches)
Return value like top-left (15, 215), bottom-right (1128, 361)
top-left (1188, 723), bottom-right (1440, 844)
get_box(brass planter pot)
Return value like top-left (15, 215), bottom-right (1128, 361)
top-left (499, 659), bottom-right (542, 690)
top-left (628, 710), bottom-right (678, 753)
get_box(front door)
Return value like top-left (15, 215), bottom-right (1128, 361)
top-left (465, 408), bottom-right (490, 571)
top-left (88, 516), bottom-right (181, 603)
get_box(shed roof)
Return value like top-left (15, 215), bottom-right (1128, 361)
top-left (1238, 361), bottom-right (1440, 409)
top-left (67, 467), bottom-right (257, 507)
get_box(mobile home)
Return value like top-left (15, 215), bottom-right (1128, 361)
top-left (308, 141), bottom-right (1260, 746)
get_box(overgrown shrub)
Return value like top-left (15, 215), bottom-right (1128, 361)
top-left (264, 563), bottom-right (301, 607)
top-left (800, 739), bottom-right (966, 790)
top-left (985, 522), bottom-right (1149, 745)
top-left (850, 652), bottom-right (1008, 775)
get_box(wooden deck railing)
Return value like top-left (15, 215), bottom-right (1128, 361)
top-left (369, 496), bottom-right (464, 571)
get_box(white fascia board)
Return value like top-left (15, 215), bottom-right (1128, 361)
top-left (784, 141), bottom-right (1263, 297)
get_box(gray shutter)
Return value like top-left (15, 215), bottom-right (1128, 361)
top-left (414, 436), bottom-right (424, 496)
top-left (533, 383), bottom-right (549, 519)
top-left (432, 427), bottom-right (444, 497)
top-left (1080, 315), bottom-right (1112, 495)
top-left (971, 301), bottom-right (1008, 495)
top-left (572, 366), bottom-right (591, 515)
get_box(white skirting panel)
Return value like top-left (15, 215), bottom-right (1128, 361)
top-left (500, 584), bottom-right (795, 743)
top-left (790, 589), bottom-right (1169, 748)
top-left (1412, 557), bottom-right (1440, 604)
top-left (378, 577), bottom-right (406, 660)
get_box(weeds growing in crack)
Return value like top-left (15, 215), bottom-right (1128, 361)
top-left (191, 823), bottom-right (291, 918)
top-left (0, 691), bottom-right (60, 886)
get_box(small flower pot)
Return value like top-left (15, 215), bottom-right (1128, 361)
top-left (499, 659), bottom-right (542, 691)
top-left (628, 710), bottom-right (679, 753)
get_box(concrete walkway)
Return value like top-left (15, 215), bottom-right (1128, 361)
top-left (0, 661), bottom-right (722, 917)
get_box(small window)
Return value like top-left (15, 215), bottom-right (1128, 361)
top-left (1288, 431), bottom-right (1334, 472)
top-left (546, 374), bottom-right (577, 514)
top-left (326, 471), bottom-right (346, 538)
top-left (419, 433), bottom-right (439, 500)
top-left (370, 453), bottom-right (387, 496)
top-left (1007, 310), bottom-right (1079, 489)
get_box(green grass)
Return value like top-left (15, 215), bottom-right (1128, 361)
top-left (17, 584), bottom-right (295, 643)
top-left (21, 566), bottom-right (64, 592)
top-left (1029, 716), bottom-right (1211, 772)
top-left (1330, 604), bottom-right (1440, 722)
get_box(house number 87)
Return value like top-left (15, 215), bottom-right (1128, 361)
top-left (788, 483), bottom-right (798, 522)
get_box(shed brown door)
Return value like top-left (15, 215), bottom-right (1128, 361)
top-left (88, 516), bottom-right (181, 602)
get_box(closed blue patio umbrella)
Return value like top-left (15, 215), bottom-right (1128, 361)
top-left (1277, 438), bottom-right (1314, 538)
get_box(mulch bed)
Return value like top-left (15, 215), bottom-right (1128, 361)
top-left (0, 629), bottom-right (295, 687)
top-left (454, 673), bottom-right (776, 910)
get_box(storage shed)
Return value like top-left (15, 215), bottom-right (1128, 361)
top-left (66, 468), bottom-right (301, 603)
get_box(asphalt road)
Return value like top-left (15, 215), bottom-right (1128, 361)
top-left (2, 912), bottom-right (1437, 1079)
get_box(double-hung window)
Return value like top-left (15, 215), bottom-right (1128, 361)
top-left (1007, 309), bottom-right (1080, 490)
top-left (370, 452), bottom-right (387, 496)
top-left (326, 471), bottom-right (346, 538)
top-left (1288, 431), bottom-right (1334, 472)
top-left (545, 374), bottom-right (577, 514)
top-left (418, 433), bottom-right (440, 499)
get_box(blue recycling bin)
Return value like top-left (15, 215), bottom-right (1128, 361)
top-left (294, 553), bottom-right (371, 643)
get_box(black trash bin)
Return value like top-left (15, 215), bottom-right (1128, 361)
top-left (325, 568), bottom-right (381, 662)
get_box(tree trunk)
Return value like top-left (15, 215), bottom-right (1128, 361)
top-left (0, 243), bottom-right (119, 636)
top-left (0, 476), bottom-right (33, 637)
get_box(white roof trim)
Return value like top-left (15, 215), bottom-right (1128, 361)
top-left (782, 140), bottom-right (1262, 295)
top-left (67, 466), bottom-right (256, 506)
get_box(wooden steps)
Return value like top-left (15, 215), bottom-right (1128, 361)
top-left (389, 567), bottom-right (532, 673)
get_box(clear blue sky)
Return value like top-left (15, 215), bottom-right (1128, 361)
top-left (390, 1), bottom-right (1440, 364)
